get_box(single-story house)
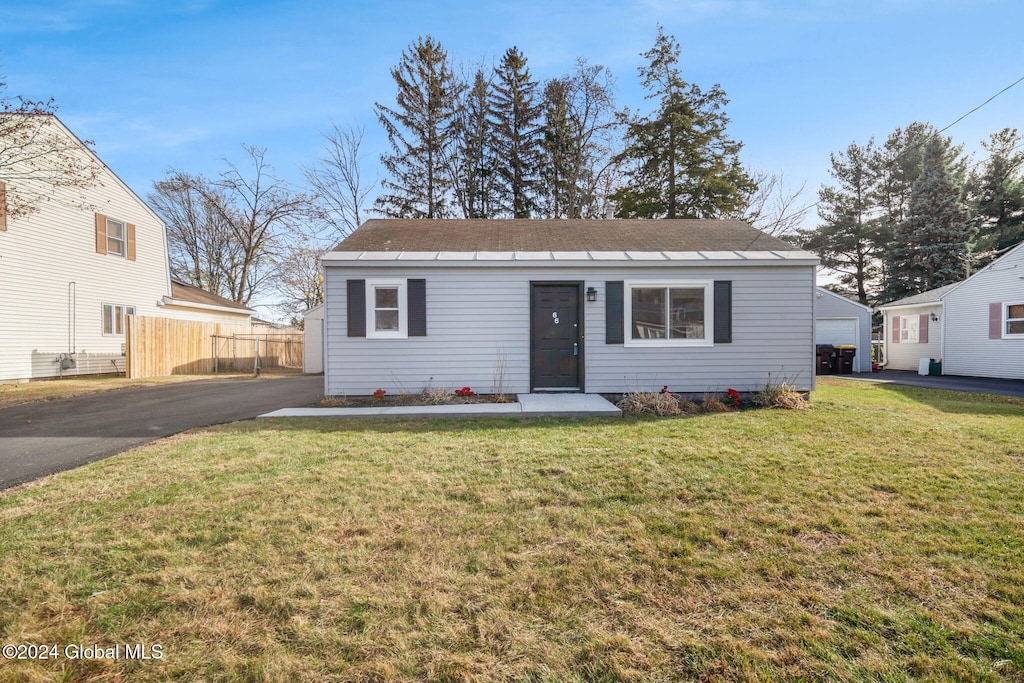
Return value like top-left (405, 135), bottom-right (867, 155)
top-left (321, 219), bottom-right (820, 397)
top-left (878, 284), bottom-right (956, 371)
top-left (941, 239), bottom-right (1024, 379)
top-left (814, 287), bottom-right (873, 372)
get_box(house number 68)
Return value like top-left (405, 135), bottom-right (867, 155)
top-left (552, 311), bottom-right (560, 324)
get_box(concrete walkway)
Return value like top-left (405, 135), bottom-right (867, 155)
top-left (832, 370), bottom-right (1024, 399)
top-left (259, 392), bottom-right (622, 419)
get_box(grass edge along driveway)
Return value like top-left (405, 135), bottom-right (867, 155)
top-left (1, 378), bottom-right (1022, 681)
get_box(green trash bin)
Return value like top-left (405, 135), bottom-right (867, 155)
top-left (929, 359), bottom-right (942, 376)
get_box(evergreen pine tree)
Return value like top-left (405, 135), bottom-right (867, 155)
top-left (610, 26), bottom-right (754, 219)
top-left (489, 47), bottom-right (544, 218)
top-left (374, 36), bottom-right (465, 219)
top-left (886, 139), bottom-right (972, 298)
top-left (797, 141), bottom-right (880, 305)
top-left (970, 128), bottom-right (1024, 262)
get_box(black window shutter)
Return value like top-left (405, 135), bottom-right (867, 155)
top-left (714, 280), bottom-right (732, 344)
top-left (347, 279), bottom-right (366, 337)
top-left (606, 281), bottom-right (624, 344)
top-left (408, 279), bottom-right (426, 336)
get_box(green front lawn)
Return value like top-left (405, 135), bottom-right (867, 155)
top-left (1, 379), bottom-right (1023, 681)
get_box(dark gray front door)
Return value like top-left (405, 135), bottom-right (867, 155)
top-left (531, 284), bottom-right (581, 390)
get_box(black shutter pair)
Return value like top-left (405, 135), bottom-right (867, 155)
top-left (347, 279), bottom-right (426, 337)
top-left (604, 280), bottom-right (732, 344)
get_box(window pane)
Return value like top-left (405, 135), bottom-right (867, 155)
top-left (107, 236), bottom-right (124, 255)
top-left (1008, 304), bottom-right (1024, 320)
top-left (106, 220), bottom-right (124, 239)
top-left (1007, 321), bottom-right (1024, 335)
top-left (632, 288), bottom-right (665, 339)
top-left (375, 310), bottom-right (400, 331)
top-left (669, 288), bottom-right (705, 339)
top-left (375, 287), bottom-right (398, 308)
top-left (103, 305), bottom-right (113, 335)
top-left (115, 306), bottom-right (124, 335)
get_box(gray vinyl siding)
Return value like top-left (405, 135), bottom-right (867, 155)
top-left (324, 264), bottom-right (815, 396)
top-left (882, 304), bottom-right (943, 371)
top-left (942, 244), bottom-right (1024, 379)
top-left (814, 289), bottom-right (872, 372)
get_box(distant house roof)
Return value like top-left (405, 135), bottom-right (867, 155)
top-left (878, 283), bottom-right (959, 309)
top-left (168, 278), bottom-right (253, 312)
top-left (334, 219), bottom-right (799, 253)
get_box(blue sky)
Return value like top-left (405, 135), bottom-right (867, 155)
top-left (2, 0), bottom-right (1023, 227)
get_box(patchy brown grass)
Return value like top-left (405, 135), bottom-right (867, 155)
top-left (1, 379), bottom-right (1023, 681)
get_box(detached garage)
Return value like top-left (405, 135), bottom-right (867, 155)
top-left (814, 287), bottom-right (872, 372)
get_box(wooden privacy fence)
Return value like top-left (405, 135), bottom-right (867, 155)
top-left (126, 315), bottom-right (303, 379)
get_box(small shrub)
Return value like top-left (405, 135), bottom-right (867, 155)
top-left (699, 394), bottom-right (730, 413)
top-left (420, 387), bottom-right (454, 405)
top-left (372, 388), bottom-right (386, 402)
top-left (617, 391), bottom-right (682, 416)
top-left (677, 397), bottom-right (700, 414)
top-left (752, 380), bottom-right (809, 410)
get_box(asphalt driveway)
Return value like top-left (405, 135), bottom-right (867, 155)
top-left (833, 370), bottom-right (1024, 399)
top-left (0, 375), bottom-right (323, 490)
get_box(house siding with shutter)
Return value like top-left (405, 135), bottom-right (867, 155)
top-left (942, 241), bottom-right (1024, 380)
top-left (880, 303), bottom-right (944, 372)
top-left (322, 220), bottom-right (818, 396)
top-left (0, 116), bottom-right (251, 382)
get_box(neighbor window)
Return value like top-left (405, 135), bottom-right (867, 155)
top-left (102, 304), bottom-right (135, 336)
top-left (366, 279), bottom-right (406, 338)
top-left (106, 218), bottom-right (126, 256)
top-left (1006, 303), bottom-right (1024, 336)
top-left (625, 282), bottom-right (712, 346)
top-left (900, 315), bottom-right (919, 343)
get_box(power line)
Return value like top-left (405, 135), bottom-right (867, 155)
top-left (781, 75), bottom-right (1024, 229)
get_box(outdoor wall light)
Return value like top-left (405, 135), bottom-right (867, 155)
top-left (586, 286), bottom-right (598, 302)
top-left (930, 312), bottom-right (940, 321)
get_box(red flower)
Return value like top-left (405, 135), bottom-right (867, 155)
top-left (455, 386), bottom-right (476, 397)
top-left (373, 388), bottom-right (386, 401)
top-left (660, 385), bottom-right (669, 394)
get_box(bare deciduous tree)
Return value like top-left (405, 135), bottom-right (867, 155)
top-left (738, 170), bottom-right (807, 238)
top-left (275, 237), bottom-right (326, 324)
top-left (304, 122), bottom-right (376, 241)
top-left (151, 146), bottom-right (310, 306)
top-left (0, 81), bottom-right (101, 219)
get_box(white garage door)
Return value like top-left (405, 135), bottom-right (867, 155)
top-left (816, 318), bottom-right (857, 347)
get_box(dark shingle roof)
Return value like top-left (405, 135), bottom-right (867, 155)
top-left (879, 283), bottom-right (959, 309)
top-left (170, 278), bottom-right (253, 311)
top-left (335, 219), bottom-right (799, 253)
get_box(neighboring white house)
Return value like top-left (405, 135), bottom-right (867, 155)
top-left (814, 287), bottom-right (873, 372)
top-left (877, 284), bottom-right (954, 372)
top-left (321, 219), bottom-right (819, 397)
top-left (0, 115), bottom-right (252, 381)
top-left (941, 240), bottom-right (1024, 380)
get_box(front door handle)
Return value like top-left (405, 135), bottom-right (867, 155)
top-left (573, 343), bottom-right (579, 357)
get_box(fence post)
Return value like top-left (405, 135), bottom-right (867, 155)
top-left (254, 336), bottom-right (261, 377)
top-left (213, 336), bottom-right (218, 374)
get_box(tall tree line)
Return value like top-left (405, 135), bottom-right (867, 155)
top-left (373, 29), bottom-right (764, 222)
top-left (799, 123), bottom-right (1024, 305)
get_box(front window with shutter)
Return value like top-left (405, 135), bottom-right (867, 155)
top-left (1006, 303), bottom-right (1024, 336)
top-left (106, 218), bottom-right (126, 256)
top-left (624, 281), bottom-right (712, 347)
top-left (365, 279), bottom-right (407, 338)
top-left (900, 315), bottom-right (919, 343)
